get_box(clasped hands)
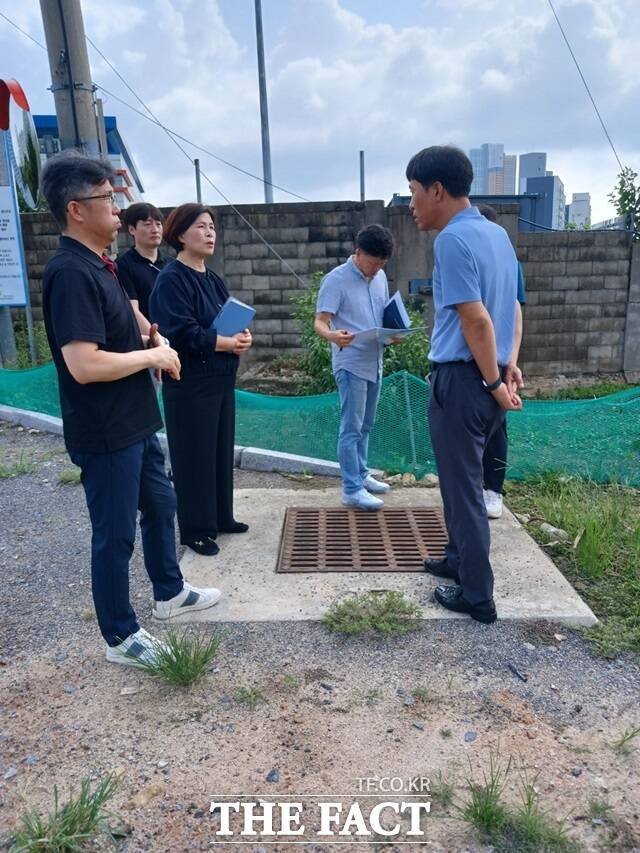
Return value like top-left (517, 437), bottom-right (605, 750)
top-left (492, 363), bottom-right (524, 411)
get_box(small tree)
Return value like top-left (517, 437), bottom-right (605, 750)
top-left (608, 166), bottom-right (640, 241)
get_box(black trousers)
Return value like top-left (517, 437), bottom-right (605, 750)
top-left (483, 418), bottom-right (508, 494)
top-left (428, 362), bottom-right (504, 604)
top-left (163, 372), bottom-right (237, 544)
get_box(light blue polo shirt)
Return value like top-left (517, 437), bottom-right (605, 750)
top-left (316, 256), bottom-right (389, 383)
top-left (429, 207), bottom-right (518, 364)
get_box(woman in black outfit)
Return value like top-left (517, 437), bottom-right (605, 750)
top-left (150, 204), bottom-right (252, 555)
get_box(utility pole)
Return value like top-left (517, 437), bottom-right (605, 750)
top-left (359, 150), bottom-right (365, 203)
top-left (39, 0), bottom-right (100, 154)
top-left (254, 0), bottom-right (273, 203)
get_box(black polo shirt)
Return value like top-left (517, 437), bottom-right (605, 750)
top-left (116, 247), bottom-right (168, 320)
top-left (43, 236), bottom-right (163, 454)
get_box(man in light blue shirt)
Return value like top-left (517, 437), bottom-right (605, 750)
top-left (406, 145), bottom-right (524, 623)
top-left (315, 225), bottom-right (395, 510)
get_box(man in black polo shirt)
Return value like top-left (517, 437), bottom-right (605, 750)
top-left (41, 151), bottom-right (223, 667)
top-left (117, 202), bottom-right (168, 333)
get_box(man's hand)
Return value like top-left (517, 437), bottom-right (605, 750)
top-left (331, 329), bottom-right (355, 347)
top-left (148, 344), bottom-right (181, 381)
top-left (232, 329), bottom-right (253, 355)
top-left (491, 383), bottom-right (522, 411)
top-left (389, 335), bottom-right (405, 344)
top-left (504, 362), bottom-right (524, 397)
top-left (148, 322), bottom-right (169, 349)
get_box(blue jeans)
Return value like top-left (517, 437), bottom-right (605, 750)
top-left (335, 369), bottom-right (381, 495)
top-left (69, 434), bottom-right (183, 646)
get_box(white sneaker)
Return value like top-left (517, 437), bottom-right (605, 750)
top-left (152, 581), bottom-right (222, 621)
top-left (484, 489), bottom-right (503, 519)
top-left (363, 475), bottom-right (390, 494)
top-left (106, 627), bottom-right (168, 667)
top-left (341, 488), bottom-right (383, 511)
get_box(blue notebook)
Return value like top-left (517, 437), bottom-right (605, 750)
top-left (382, 291), bottom-right (412, 330)
top-left (211, 297), bottom-right (256, 336)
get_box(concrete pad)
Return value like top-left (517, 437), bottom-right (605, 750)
top-left (178, 487), bottom-right (598, 627)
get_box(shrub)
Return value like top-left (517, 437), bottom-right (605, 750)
top-left (291, 271), bottom-right (430, 394)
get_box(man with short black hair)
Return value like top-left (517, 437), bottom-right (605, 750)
top-left (314, 224), bottom-right (396, 510)
top-left (117, 202), bottom-right (168, 334)
top-left (406, 145), bottom-right (523, 623)
top-left (41, 151), bottom-right (222, 667)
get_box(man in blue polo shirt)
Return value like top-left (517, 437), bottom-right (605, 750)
top-left (406, 146), bottom-right (523, 623)
top-left (315, 225), bottom-right (395, 510)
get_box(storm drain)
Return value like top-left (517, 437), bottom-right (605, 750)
top-left (276, 506), bottom-right (448, 573)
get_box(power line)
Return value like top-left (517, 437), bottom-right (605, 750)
top-left (83, 35), bottom-right (308, 287)
top-left (546, 0), bottom-right (624, 172)
top-left (0, 8), bottom-right (309, 287)
top-left (93, 84), bottom-right (311, 202)
top-left (0, 10), bottom-right (46, 50)
top-left (0, 10), bottom-right (310, 201)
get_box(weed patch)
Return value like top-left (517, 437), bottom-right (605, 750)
top-left (233, 685), bottom-right (268, 710)
top-left (10, 773), bottom-right (122, 852)
top-left (507, 474), bottom-right (640, 656)
top-left (322, 591), bottom-right (422, 637)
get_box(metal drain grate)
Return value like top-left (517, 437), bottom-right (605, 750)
top-left (276, 507), bottom-right (448, 573)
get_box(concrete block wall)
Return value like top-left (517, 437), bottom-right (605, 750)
top-left (18, 203), bottom-right (635, 378)
top-left (516, 230), bottom-right (632, 375)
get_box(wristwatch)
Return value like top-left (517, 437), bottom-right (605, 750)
top-left (482, 376), bottom-right (503, 392)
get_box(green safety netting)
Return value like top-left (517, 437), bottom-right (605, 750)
top-left (1, 363), bottom-right (639, 485)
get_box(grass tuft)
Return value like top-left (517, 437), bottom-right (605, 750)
top-left (588, 797), bottom-right (613, 822)
top-left (11, 773), bottom-right (121, 852)
top-left (501, 774), bottom-right (577, 852)
top-left (411, 685), bottom-right (433, 704)
top-left (461, 752), bottom-right (511, 836)
top-left (439, 727), bottom-right (452, 739)
top-left (137, 626), bottom-right (221, 686)
top-left (430, 770), bottom-right (455, 810)
top-left (363, 688), bottom-right (383, 707)
top-left (611, 724), bottom-right (640, 755)
top-left (322, 591), bottom-right (422, 636)
top-left (57, 468), bottom-right (81, 485)
top-left (233, 685), bottom-right (268, 710)
top-left (0, 450), bottom-right (36, 479)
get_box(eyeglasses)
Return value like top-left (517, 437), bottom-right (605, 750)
top-left (75, 191), bottom-right (117, 204)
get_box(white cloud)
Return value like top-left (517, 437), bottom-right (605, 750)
top-left (0, 0), bottom-right (637, 220)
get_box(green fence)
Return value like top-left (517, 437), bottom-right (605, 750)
top-left (1, 363), bottom-right (639, 485)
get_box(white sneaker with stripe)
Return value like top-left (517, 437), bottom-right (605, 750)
top-left (152, 581), bottom-right (222, 621)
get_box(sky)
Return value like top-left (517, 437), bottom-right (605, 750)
top-left (1, 0), bottom-right (639, 224)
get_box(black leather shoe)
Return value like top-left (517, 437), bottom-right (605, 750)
top-left (219, 521), bottom-right (249, 534)
top-left (433, 584), bottom-right (497, 624)
top-left (423, 557), bottom-right (460, 583)
top-left (184, 536), bottom-right (219, 556)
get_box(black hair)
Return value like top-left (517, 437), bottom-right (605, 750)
top-left (40, 150), bottom-right (116, 228)
top-left (355, 224), bottom-right (394, 259)
top-left (123, 202), bottom-right (164, 229)
top-left (476, 203), bottom-right (498, 222)
top-left (163, 203), bottom-right (215, 252)
top-left (405, 145), bottom-right (473, 198)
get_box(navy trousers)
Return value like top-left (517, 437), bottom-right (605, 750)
top-left (483, 418), bottom-right (508, 494)
top-left (428, 362), bottom-right (504, 604)
top-left (70, 434), bottom-right (183, 646)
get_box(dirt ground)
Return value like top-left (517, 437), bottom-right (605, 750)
top-left (1, 422), bottom-right (639, 852)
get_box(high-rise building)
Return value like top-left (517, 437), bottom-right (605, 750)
top-left (519, 152), bottom-right (547, 194)
top-left (503, 154), bottom-right (517, 195)
top-left (526, 175), bottom-right (566, 230)
top-left (487, 166), bottom-right (504, 194)
top-left (469, 143), bottom-right (504, 194)
top-left (567, 192), bottom-right (591, 227)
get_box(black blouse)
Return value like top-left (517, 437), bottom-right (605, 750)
top-left (149, 259), bottom-right (239, 380)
